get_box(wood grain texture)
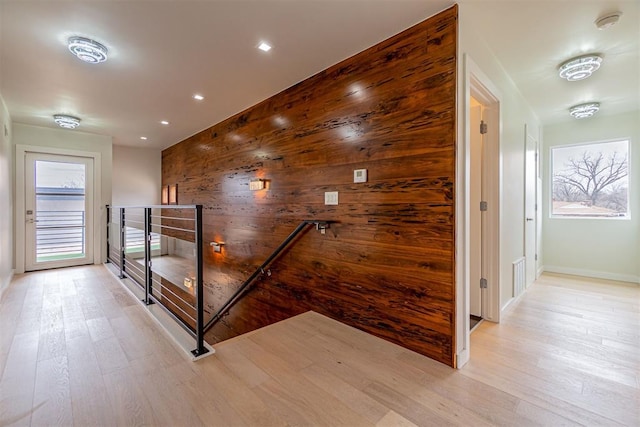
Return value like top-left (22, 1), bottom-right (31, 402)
top-left (1, 267), bottom-right (638, 426)
top-left (162, 6), bottom-right (458, 365)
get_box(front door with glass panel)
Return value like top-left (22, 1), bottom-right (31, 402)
top-left (25, 153), bottom-right (94, 271)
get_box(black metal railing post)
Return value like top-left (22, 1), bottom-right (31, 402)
top-left (119, 208), bottom-right (125, 278)
top-left (192, 204), bottom-right (208, 357)
top-left (143, 207), bottom-right (153, 305)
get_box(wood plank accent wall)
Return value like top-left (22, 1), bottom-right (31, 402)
top-left (162, 5), bottom-right (458, 366)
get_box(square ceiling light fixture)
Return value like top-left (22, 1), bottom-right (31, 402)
top-left (53, 114), bottom-right (81, 129)
top-left (68, 36), bottom-right (108, 64)
top-left (558, 54), bottom-right (603, 81)
top-left (569, 102), bottom-right (600, 119)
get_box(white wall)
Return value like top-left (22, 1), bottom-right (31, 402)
top-left (112, 145), bottom-right (161, 206)
top-left (0, 93), bottom-right (13, 299)
top-left (12, 123), bottom-right (112, 270)
top-left (458, 5), bottom-right (542, 308)
top-left (456, 4), bottom-right (542, 365)
top-left (542, 111), bottom-right (640, 283)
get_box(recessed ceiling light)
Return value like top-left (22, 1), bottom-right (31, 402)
top-left (67, 36), bottom-right (108, 64)
top-left (140, 136), bottom-right (148, 140)
top-left (558, 54), bottom-right (603, 81)
top-left (595, 12), bottom-right (622, 30)
top-left (53, 114), bottom-right (81, 129)
top-left (160, 120), bottom-right (169, 125)
top-left (193, 94), bottom-right (204, 101)
top-left (258, 42), bottom-right (272, 52)
top-left (569, 102), bottom-right (600, 119)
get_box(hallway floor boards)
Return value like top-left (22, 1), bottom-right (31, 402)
top-left (0, 266), bottom-right (638, 426)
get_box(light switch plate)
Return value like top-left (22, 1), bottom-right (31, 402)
top-left (324, 191), bottom-right (338, 205)
top-left (354, 169), bottom-right (367, 183)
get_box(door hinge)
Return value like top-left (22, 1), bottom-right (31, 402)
top-left (480, 278), bottom-right (488, 289)
top-left (480, 120), bottom-right (488, 135)
top-left (480, 201), bottom-right (488, 211)
top-left (535, 254), bottom-right (538, 261)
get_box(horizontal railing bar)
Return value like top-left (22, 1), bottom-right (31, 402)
top-left (145, 292), bottom-right (197, 338)
top-left (154, 293), bottom-right (197, 323)
top-left (37, 247), bottom-right (83, 252)
top-left (150, 277), bottom-right (196, 309)
top-left (150, 224), bottom-right (195, 234)
top-left (150, 215), bottom-right (196, 222)
top-left (36, 211), bottom-right (84, 214)
top-left (125, 261), bottom-right (145, 276)
top-left (37, 235), bottom-right (83, 239)
top-left (109, 204), bottom-right (199, 209)
top-left (36, 226), bottom-right (84, 230)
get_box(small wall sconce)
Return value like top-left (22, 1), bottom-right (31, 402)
top-left (161, 185), bottom-right (169, 204)
top-left (210, 241), bottom-right (225, 253)
top-left (169, 184), bottom-right (178, 204)
top-left (183, 277), bottom-right (195, 289)
top-left (249, 179), bottom-right (265, 191)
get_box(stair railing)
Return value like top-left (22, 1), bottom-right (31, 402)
top-left (203, 220), bottom-right (331, 333)
top-left (106, 204), bottom-right (209, 357)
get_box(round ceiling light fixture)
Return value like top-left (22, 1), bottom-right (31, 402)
top-left (595, 12), bottom-right (622, 30)
top-left (53, 114), bottom-right (81, 129)
top-left (558, 54), bottom-right (602, 81)
top-left (68, 36), bottom-right (108, 64)
top-left (569, 102), bottom-right (600, 119)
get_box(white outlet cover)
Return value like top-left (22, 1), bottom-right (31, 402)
top-left (354, 169), bottom-right (367, 183)
top-left (324, 191), bottom-right (338, 205)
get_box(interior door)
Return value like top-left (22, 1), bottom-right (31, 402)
top-left (25, 153), bottom-right (94, 271)
top-left (469, 97), bottom-right (484, 317)
top-left (524, 134), bottom-right (537, 287)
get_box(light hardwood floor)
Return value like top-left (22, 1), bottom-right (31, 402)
top-left (1, 266), bottom-right (638, 426)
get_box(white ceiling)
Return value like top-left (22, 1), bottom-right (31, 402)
top-left (1, 1), bottom-right (638, 150)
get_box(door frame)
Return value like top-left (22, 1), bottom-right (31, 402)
top-left (456, 54), bottom-right (502, 368)
top-left (524, 126), bottom-right (539, 287)
top-left (15, 145), bottom-right (102, 273)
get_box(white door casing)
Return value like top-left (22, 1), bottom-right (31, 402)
top-left (524, 132), bottom-right (537, 287)
top-left (15, 145), bottom-right (102, 274)
top-left (456, 54), bottom-right (502, 368)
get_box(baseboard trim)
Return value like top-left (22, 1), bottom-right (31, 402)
top-left (456, 348), bottom-right (469, 369)
top-left (542, 265), bottom-right (640, 285)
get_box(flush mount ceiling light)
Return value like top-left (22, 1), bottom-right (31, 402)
top-left (558, 54), bottom-right (602, 81)
top-left (595, 12), bottom-right (622, 30)
top-left (569, 102), bottom-right (600, 119)
top-left (193, 94), bottom-right (204, 101)
top-left (53, 114), bottom-right (81, 129)
top-left (140, 136), bottom-right (148, 140)
top-left (68, 36), bottom-right (108, 64)
top-left (160, 120), bottom-right (169, 125)
top-left (257, 42), bottom-right (272, 52)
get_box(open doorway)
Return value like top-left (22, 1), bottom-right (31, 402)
top-left (456, 55), bottom-right (502, 368)
top-left (469, 96), bottom-right (485, 331)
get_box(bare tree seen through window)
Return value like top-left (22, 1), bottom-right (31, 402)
top-left (552, 140), bottom-right (629, 218)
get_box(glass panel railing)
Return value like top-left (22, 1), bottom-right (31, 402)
top-left (106, 204), bottom-right (208, 357)
top-left (105, 204), bottom-right (331, 358)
